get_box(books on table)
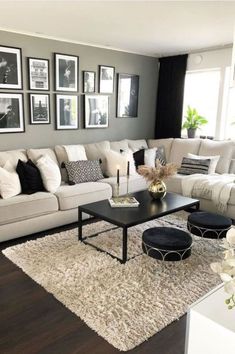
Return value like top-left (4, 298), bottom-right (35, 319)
top-left (109, 196), bottom-right (139, 208)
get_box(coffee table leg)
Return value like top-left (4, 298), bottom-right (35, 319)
top-left (122, 227), bottom-right (128, 264)
top-left (78, 208), bottom-right (83, 241)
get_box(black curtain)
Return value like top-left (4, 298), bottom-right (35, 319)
top-left (155, 54), bottom-right (188, 138)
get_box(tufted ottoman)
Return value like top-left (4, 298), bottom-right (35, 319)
top-left (142, 227), bottom-right (192, 261)
top-left (187, 211), bottom-right (232, 239)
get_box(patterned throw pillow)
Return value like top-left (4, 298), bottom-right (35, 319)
top-left (64, 160), bottom-right (104, 184)
top-left (178, 157), bottom-right (211, 175)
top-left (155, 146), bottom-right (166, 166)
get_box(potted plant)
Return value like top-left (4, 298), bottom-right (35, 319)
top-left (182, 105), bottom-right (208, 138)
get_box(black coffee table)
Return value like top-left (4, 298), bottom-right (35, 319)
top-left (78, 191), bottom-right (199, 264)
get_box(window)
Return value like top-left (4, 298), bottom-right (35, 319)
top-left (182, 70), bottom-right (221, 137)
top-left (221, 67), bottom-right (235, 139)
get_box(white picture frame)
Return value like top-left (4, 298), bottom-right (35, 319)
top-left (55, 53), bottom-right (78, 92)
top-left (0, 45), bottom-right (22, 89)
top-left (0, 93), bottom-right (24, 133)
top-left (56, 94), bottom-right (78, 130)
top-left (28, 57), bottom-right (49, 91)
top-left (30, 94), bottom-right (50, 124)
top-left (85, 95), bottom-right (109, 128)
top-left (98, 65), bottom-right (115, 94)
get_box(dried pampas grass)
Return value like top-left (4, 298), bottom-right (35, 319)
top-left (138, 161), bottom-right (177, 182)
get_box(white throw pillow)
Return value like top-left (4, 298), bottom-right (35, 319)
top-left (36, 155), bottom-right (61, 193)
top-left (105, 149), bottom-right (136, 177)
top-left (187, 153), bottom-right (220, 174)
top-left (144, 148), bottom-right (157, 167)
top-left (0, 161), bottom-right (21, 199)
top-left (63, 145), bottom-right (87, 161)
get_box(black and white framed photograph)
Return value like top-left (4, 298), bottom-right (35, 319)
top-left (117, 73), bottom-right (139, 118)
top-left (0, 93), bottom-right (24, 133)
top-left (56, 94), bottom-right (78, 130)
top-left (85, 95), bottom-right (109, 128)
top-left (0, 45), bottom-right (22, 89)
top-left (29, 94), bottom-right (50, 124)
top-left (98, 65), bottom-right (114, 93)
top-left (28, 57), bottom-right (49, 90)
top-left (83, 71), bottom-right (96, 93)
top-left (55, 53), bottom-right (78, 92)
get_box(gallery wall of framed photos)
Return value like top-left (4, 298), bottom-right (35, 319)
top-left (0, 29), bottom-right (158, 150)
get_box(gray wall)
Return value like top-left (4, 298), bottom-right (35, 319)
top-left (0, 30), bottom-right (158, 151)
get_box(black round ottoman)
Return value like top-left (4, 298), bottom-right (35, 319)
top-left (187, 212), bottom-right (232, 239)
top-left (142, 227), bottom-right (192, 261)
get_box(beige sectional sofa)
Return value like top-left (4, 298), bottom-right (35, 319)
top-left (0, 138), bottom-right (234, 242)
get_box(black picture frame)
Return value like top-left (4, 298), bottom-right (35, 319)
top-left (28, 57), bottom-right (50, 91)
top-left (55, 94), bottom-right (78, 130)
top-left (0, 45), bottom-right (23, 89)
top-left (98, 65), bottom-right (115, 94)
top-left (83, 71), bottom-right (96, 93)
top-left (117, 73), bottom-right (139, 118)
top-left (29, 93), bottom-right (50, 125)
top-left (84, 94), bottom-right (109, 128)
top-left (54, 53), bottom-right (79, 92)
top-left (0, 92), bottom-right (25, 133)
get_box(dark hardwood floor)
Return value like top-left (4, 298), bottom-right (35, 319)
top-left (0, 223), bottom-right (186, 354)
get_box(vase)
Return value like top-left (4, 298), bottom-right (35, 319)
top-left (187, 128), bottom-right (196, 138)
top-left (148, 179), bottom-right (166, 200)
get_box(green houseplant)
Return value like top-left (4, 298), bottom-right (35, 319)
top-left (182, 105), bottom-right (208, 138)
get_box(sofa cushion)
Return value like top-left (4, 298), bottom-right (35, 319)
top-left (36, 155), bottom-right (61, 193)
top-left (0, 192), bottom-right (58, 226)
top-left (147, 138), bottom-right (174, 161)
top-left (178, 157), bottom-right (211, 175)
top-left (165, 174), bottom-right (189, 195)
top-left (198, 139), bottom-right (234, 174)
top-left (229, 160), bottom-right (235, 174)
top-left (54, 145), bottom-right (70, 182)
top-left (110, 139), bottom-right (129, 152)
top-left (54, 182), bottom-right (112, 210)
top-left (105, 149), bottom-right (136, 177)
top-left (84, 140), bottom-right (110, 175)
top-left (65, 160), bottom-right (104, 184)
top-left (187, 153), bottom-right (220, 174)
top-left (16, 159), bottom-right (44, 194)
top-left (169, 139), bottom-right (201, 167)
top-left (0, 161), bottom-right (21, 199)
top-left (133, 149), bottom-right (145, 169)
top-left (0, 149), bottom-right (27, 168)
top-left (63, 145), bottom-right (87, 161)
top-left (127, 139), bottom-right (148, 152)
top-left (99, 175), bottom-right (148, 196)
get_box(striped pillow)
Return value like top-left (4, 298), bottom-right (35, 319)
top-left (178, 157), bottom-right (211, 175)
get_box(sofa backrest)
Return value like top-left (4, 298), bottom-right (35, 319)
top-left (198, 139), bottom-right (234, 174)
top-left (127, 139), bottom-right (148, 151)
top-left (0, 149), bottom-right (27, 168)
top-left (110, 139), bottom-right (129, 152)
top-left (83, 140), bottom-right (111, 176)
top-left (27, 148), bottom-right (59, 167)
top-left (148, 138), bottom-right (174, 162)
top-left (169, 138), bottom-right (201, 166)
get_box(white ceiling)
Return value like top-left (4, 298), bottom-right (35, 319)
top-left (0, 1), bottom-right (234, 57)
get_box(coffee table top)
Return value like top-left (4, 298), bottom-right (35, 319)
top-left (79, 191), bottom-right (199, 228)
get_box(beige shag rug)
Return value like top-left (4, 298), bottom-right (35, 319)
top-left (3, 212), bottom-right (221, 351)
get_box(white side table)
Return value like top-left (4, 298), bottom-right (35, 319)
top-left (185, 284), bottom-right (235, 354)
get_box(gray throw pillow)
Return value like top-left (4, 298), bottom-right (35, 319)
top-left (178, 157), bottom-right (211, 175)
top-left (155, 146), bottom-right (167, 165)
top-left (65, 160), bottom-right (104, 184)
